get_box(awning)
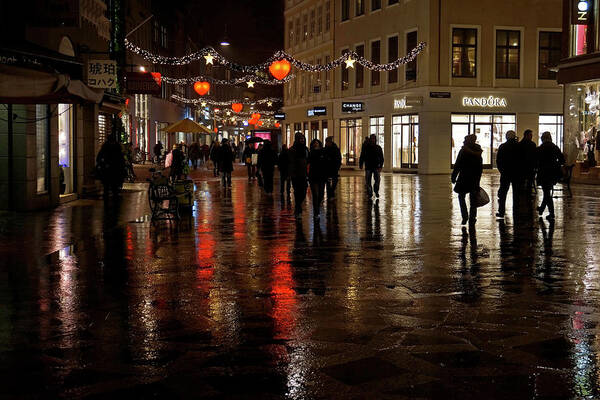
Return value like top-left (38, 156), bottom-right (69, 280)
top-left (0, 65), bottom-right (104, 104)
top-left (165, 118), bottom-right (212, 134)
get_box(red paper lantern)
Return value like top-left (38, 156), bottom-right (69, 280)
top-left (274, 122), bottom-right (281, 128)
top-left (193, 81), bottom-right (210, 96)
top-left (269, 59), bottom-right (292, 81)
top-left (214, 127), bottom-right (218, 133)
top-left (232, 103), bottom-right (243, 113)
top-left (249, 118), bottom-right (257, 125)
top-left (257, 121), bottom-right (264, 127)
top-left (251, 113), bottom-right (261, 121)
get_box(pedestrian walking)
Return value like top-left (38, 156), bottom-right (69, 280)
top-left (451, 134), bottom-right (483, 225)
top-left (278, 144), bottom-right (291, 196)
top-left (188, 142), bottom-right (201, 170)
top-left (288, 132), bottom-right (309, 217)
top-left (258, 140), bottom-right (278, 194)
top-left (323, 136), bottom-right (342, 200)
top-left (359, 134), bottom-right (384, 198)
top-left (170, 144), bottom-right (185, 182)
top-left (242, 144), bottom-right (257, 181)
top-left (219, 139), bottom-right (234, 187)
top-left (518, 129), bottom-right (537, 196)
top-left (210, 141), bottom-right (220, 177)
top-left (153, 141), bottom-right (163, 164)
top-left (96, 134), bottom-right (125, 198)
top-left (537, 131), bottom-right (565, 221)
top-left (496, 130), bottom-right (520, 219)
top-left (201, 143), bottom-right (210, 168)
top-left (308, 139), bottom-right (327, 221)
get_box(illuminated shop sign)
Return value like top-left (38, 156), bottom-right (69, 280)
top-left (462, 96), bottom-right (508, 108)
top-left (274, 112), bottom-right (286, 120)
top-left (307, 106), bottom-right (327, 117)
top-left (393, 96), bottom-right (423, 109)
top-left (573, 0), bottom-right (592, 25)
top-left (342, 102), bottom-right (364, 113)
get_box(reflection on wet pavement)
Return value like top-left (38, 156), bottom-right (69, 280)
top-left (1, 173), bottom-right (600, 398)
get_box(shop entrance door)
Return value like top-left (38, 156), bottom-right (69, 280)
top-left (340, 118), bottom-right (362, 166)
top-left (473, 123), bottom-right (492, 167)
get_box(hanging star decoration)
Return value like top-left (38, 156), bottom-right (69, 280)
top-left (344, 57), bottom-right (356, 68)
top-left (204, 54), bottom-right (214, 65)
top-left (246, 80), bottom-right (255, 88)
top-left (267, 101), bottom-right (273, 107)
top-left (226, 111), bottom-right (231, 116)
top-left (201, 101), bottom-right (207, 107)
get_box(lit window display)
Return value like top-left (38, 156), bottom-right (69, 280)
top-left (564, 82), bottom-right (600, 164)
top-left (392, 114), bottom-right (418, 169)
top-left (58, 103), bottom-right (73, 195)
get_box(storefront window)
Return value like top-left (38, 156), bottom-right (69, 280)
top-left (369, 116), bottom-right (385, 152)
top-left (340, 118), bottom-right (362, 165)
top-left (451, 114), bottom-right (516, 167)
top-left (322, 120), bottom-right (328, 142)
top-left (310, 121), bottom-right (319, 141)
top-left (565, 83), bottom-right (600, 164)
top-left (58, 104), bottom-right (74, 194)
top-left (539, 115), bottom-right (564, 151)
top-left (392, 114), bottom-right (418, 168)
top-left (571, 25), bottom-right (588, 56)
top-left (286, 124), bottom-right (291, 145)
top-left (134, 94), bottom-right (149, 154)
top-left (36, 105), bottom-right (49, 194)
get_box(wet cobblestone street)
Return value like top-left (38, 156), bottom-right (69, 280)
top-left (2, 171), bottom-right (600, 399)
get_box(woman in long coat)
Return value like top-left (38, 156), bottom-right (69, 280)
top-left (451, 134), bottom-right (483, 225)
top-left (537, 131), bottom-right (565, 221)
top-left (308, 138), bottom-right (327, 221)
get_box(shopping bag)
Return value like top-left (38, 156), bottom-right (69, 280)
top-left (251, 153), bottom-right (258, 165)
top-left (474, 187), bottom-right (490, 208)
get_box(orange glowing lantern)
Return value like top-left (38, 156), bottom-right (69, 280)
top-left (269, 59), bottom-right (292, 81)
top-left (274, 122), bottom-right (281, 128)
top-left (251, 113), bottom-right (261, 121)
top-left (257, 121), bottom-right (264, 127)
top-left (232, 103), bottom-right (243, 113)
top-left (193, 81), bottom-right (210, 96)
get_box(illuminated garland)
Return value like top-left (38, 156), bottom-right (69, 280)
top-left (162, 73), bottom-right (294, 86)
top-left (172, 94), bottom-right (281, 107)
top-left (125, 39), bottom-right (426, 72)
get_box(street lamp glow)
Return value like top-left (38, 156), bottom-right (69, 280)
top-left (220, 40), bottom-right (230, 46)
top-left (139, 66), bottom-right (146, 72)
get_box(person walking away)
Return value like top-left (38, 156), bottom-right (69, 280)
top-left (170, 144), bottom-right (185, 182)
top-left (496, 130), bottom-right (520, 219)
top-left (324, 136), bottom-right (342, 200)
top-left (537, 131), bottom-right (565, 221)
top-left (242, 144), bottom-right (256, 181)
top-left (153, 141), bottom-right (163, 164)
top-left (288, 132), bottom-right (309, 217)
top-left (278, 144), bottom-right (291, 196)
top-left (202, 143), bottom-right (210, 168)
top-left (96, 134), bottom-right (126, 198)
top-left (308, 139), bottom-right (327, 221)
top-left (451, 134), bottom-right (483, 225)
top-left (189, 142), bottom-right (201, 170)
top-left (210, 141), bottom-right (221, 177)
top-left (518, 129), bottom-right (537, 196)
top-left (219, 139), bottom-right (234, 187)
top-left (359, 134), bottom-right (384, 198)
top-left (258, 140), bottom-right (277, 194)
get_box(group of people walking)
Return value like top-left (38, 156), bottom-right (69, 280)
top-left (452, 130), bottom-right (565, 225)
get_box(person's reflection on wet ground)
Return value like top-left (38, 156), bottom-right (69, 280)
top-left (326, 201), bottom-right (339, 241)
top-left (457, 226), bottom-right (482, 302)
top-left (540, 218), bottom-right (555, 259)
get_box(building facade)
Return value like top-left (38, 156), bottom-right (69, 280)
top-left (282, 0), bottom-right (563, 173)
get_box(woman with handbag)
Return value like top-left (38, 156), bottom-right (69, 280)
top-left (451, 134), bottom-right (483, 226)
top-left (537, 131), bottom-right (565, 221)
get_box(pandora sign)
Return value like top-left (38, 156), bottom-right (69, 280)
top-left (462, 96), bottom-right (508, 108)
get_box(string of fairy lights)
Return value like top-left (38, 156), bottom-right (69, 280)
top-left (171, 94), bottom-right (281, 108)
top-left (126, 39), bottom-right (426, 74)
top-left (161, 73), bottom-right (295, 86)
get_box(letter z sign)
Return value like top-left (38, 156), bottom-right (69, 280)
top-left (573, 0), bottom-right (592, 25)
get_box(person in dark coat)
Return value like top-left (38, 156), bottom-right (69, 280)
top-left (496, 130), bottom-right (520, 218)
top-left (96, 134), bottom-right (125, 197)
top-left (153, 141), bottom-right (163, 163)
top-left (242, 144), bottom-right (257, 181)
top-left (451, 134), bottom-right (483, 225)
top-left (537, 131), bottom-right (565, 221)
top-left (359, 134), bottom-right (384, 198)
top-left (278, 144), bottom-right (291, 196)
top-left (518, 129), bottom-right (538, 196)
top-left (288, 132), bottom-right (309, 217)
top-left (324, 136), bottom-right (342, 200)
top-left (308, 139), bottom-right (327, 221)
top-left (188, 142), bottom-right (201, 170)
top-left (210, 141), bottom-right (220, 177)
top-left (170, 144), bottom-right (185, 181)
top-left (219, 139), bottom-right (234, 187)
top-left (258, 140), bottom-right (278, 194)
